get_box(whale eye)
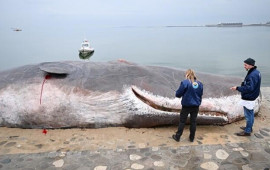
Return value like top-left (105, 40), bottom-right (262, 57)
top-left (192, 82), bottom-right (198, 89)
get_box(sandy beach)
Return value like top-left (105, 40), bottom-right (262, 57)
top-left (1, 87), bottom-right (270, 155)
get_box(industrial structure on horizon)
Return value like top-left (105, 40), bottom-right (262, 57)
top-left (206, 21), bottom-right (270, 27)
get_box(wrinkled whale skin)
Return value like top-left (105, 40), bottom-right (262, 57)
top-left (0, 61), bottom-right (261, 128)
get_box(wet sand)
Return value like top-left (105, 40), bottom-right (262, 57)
top-left (1, 87), bottom-right (270, 155)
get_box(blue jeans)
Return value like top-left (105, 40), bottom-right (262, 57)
top-left (243, 106), bottom-right (254, 133)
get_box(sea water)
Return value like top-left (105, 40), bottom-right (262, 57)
top-left (0, 26), bottom-right (269, 86)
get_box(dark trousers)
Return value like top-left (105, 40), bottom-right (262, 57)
top-left (176, 106), bottom-right (199, 140)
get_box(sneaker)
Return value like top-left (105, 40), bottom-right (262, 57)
top-left (240, 126), bottom-right (253, 132)
top-left (236, 131), bottom-right (251, 136)
top-left (172, 135), bottom-right (180, 142)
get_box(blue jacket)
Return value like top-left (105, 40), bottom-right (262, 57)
top-left (175, 79), bottom-right (203, 107)
top-left (237, 66), bottom-right (261, 101)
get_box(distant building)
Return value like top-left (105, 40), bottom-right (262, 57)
top-left (217, 23), bottom-right (243, 27)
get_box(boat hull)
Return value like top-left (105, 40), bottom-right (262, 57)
top-left (79, 51), bottom-right (94, 59)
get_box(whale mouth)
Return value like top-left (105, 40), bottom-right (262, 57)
top-left (130, 86), bottom-right (233, 125)
top-left (131, 86), bottom-right (180, 112)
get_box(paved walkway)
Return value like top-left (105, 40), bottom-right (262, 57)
top-left (0, 127), bottom-right (270, 170)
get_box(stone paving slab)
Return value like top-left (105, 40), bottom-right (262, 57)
top-left (0, 139), bottom-right (270, 170)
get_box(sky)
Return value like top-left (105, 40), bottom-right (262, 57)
top-left (1, 0), bottom-right (270, 29)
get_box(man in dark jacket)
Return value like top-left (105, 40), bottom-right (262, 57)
top-left (172, 69), bottom-right (203, 142)
top-left (230, 58), bottom-right (261, 136)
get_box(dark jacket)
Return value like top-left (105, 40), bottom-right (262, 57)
top-left (237, 66), bottom-right (261, 101)
top-left (175, 79), bottom-right (203, 107)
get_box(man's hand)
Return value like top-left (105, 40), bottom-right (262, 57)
top-left (230, 86), bottom-right (237, 91)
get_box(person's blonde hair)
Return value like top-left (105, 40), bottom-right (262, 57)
top-left (185, 69), bottom-right (197, 83)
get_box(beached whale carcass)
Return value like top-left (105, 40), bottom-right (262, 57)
top-left (0, 60), bottom-right (261, 128)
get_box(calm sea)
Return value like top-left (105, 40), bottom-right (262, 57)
top-left (0, 26), bottom-right (269, 86)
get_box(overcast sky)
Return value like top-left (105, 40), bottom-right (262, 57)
top-left (1, 0), bottom-right (270, 29)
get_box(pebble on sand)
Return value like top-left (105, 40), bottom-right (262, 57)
top-left (131, 163), bottom-right (144, 169)
top-left (200, 161), bottom-right (219, 170)
top-left (129, 154), bottom-right (142, 161)
top-left (53, 159), bottom-right (64, 168)
top-left (154, 161), bottom-right (165, 167)
top-left (94, 166), bottom-right (107, 170)
top-left (216, 149), bottom-right (229, 160)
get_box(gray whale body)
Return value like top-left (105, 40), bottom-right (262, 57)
top-left (0, 60), bottom-right (261, 128)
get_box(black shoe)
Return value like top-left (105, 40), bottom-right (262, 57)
top-left (172, 135), bottom-right (180, 142)
top-left (236, 131), bottom-right (251, 136)
top-left (240, 126), bottom-right (253, 132)
top-left (189, 135), bottom-right (194, 142)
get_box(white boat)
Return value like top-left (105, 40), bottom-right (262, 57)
top-left (79, 39), bottom-right (94, 53)
top-left (79, 39), bottom-right (94, 59)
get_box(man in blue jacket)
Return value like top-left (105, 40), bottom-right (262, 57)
top-left (172, 69), bottom-right (203, 142)
top-left (231, 58), bottom-right (261, 136)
